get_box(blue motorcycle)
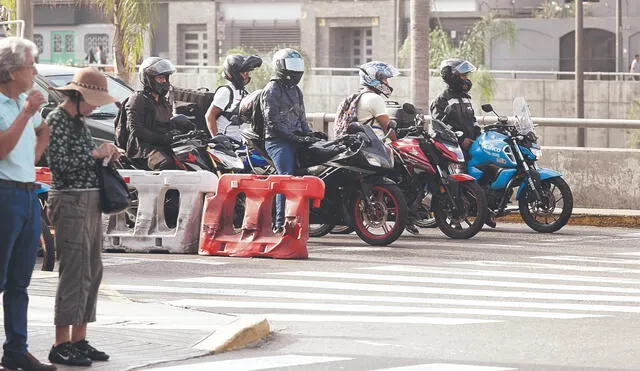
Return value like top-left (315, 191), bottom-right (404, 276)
top-left (35, 181), bottom-right (55, 271)
top-left (467, 97), bottom-right (573, 233)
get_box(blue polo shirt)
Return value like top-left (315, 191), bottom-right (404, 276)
top-left (0, 92), bottom-right (42, 182)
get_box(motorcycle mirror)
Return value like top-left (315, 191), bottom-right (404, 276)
top-left (481, 104), bottom-right (493, 113)
top-left (402, 103), bottom-right (416, 115)
top-left (455, 131), bottom-right (464, 138)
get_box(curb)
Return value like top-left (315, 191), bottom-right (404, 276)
top-left (499, 213), bottom-right (640, 228)
top-left (192, 316), bottom-right (270, 353)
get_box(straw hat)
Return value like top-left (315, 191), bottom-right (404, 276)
top-left (52, 67), bottom-right (116, 106)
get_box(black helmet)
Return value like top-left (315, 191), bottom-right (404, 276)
top-left (272, 48), bottom-right (304, 86)
top-left (223, 54), bottom-right (263, 90)
top-left (439, 58), bottom-right (476, 93)
top-left (139, 57), bottom-right (176, 96)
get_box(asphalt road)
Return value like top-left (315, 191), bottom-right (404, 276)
top-left (101, 224), bottom-right (640, 371)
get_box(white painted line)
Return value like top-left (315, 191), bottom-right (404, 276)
top-left (107, 284), bottom-right (640, 314)
top-left (171, 276), bottom-right (640, 302)
top-left (533, 255), bottom-right (640, 265)
top-left (103, 256), bottom-right (230, 266)
top-left (233, 313), bottom-right (497, 325)
top-left (144, 355), bottom-right (352, 371)
top-left (362, 265), bottom-right (640, 285)
top-left (615, 252), bottom-right (640, 256)
top-left (372, 364), bottom-right (515, 371)
top-left (450, 260), bottom-right (640, 273)
top-left (167, 299), bottom-right (604, 319)
top-left (270, 271), bottom-right (640, 294)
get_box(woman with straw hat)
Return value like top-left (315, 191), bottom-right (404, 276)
top-left (44, 67), bottom-right (119, 367)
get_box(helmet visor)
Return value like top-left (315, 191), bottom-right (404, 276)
top-left (453, 61), bottom-right (476, 75)
top-left (385, 65), bottom-right (401, 78)
top-left (283, 58), bottom-right (305, 72)
top-left (152, 59), bottom-right (177, 75)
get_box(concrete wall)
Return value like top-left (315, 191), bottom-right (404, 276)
top-left (539, 147), bottom-right (640, 210)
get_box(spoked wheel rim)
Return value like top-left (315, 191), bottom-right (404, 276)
top-left (527, 184), bottom-right (562, 225)
top-left (434, 182), bottom-right (487, 239)
top-left (354, 186), bottom-right (402, 240)
top-left (441, 188), bottom-right (481, 230)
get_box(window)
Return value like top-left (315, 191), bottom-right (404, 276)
top-left (33, 34), bottom-right (44, 56)
top-left (84, 34), bottom-right (109, 55)
top-left (351, 28), bottom-right (372, 67)
top-left (179, 24), bottom-right (207, 66)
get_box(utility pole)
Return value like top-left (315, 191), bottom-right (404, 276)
top-left (410, 0), bottom-right (429, 110)
top-left (575, 0), bottom-right (585, 147)
top-left (16, 0), bottom-right (32, 40)
top-left (615, 0), bottom-right (622, 75)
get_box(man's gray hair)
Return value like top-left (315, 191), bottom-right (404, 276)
top-left (0, 37), bottom-right (38, 84)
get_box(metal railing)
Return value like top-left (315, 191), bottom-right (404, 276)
top-left (306, 113), bottom-right (640, 137)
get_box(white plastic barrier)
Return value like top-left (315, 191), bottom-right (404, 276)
top-left (103, 170), bottom-right (218, 253)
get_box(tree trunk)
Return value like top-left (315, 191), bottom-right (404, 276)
top-left (111, 0), bottom-right (131, 84)
top-left (410, 0), bottom-right (430, 111)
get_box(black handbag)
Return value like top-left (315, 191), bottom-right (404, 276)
top-left (96, 160), bottom-right (131, 214)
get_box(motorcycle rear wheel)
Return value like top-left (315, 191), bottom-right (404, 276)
top-left (433, 181), bottom-right (488, 239)
top-left (519, 177), bottom-right (573, 233)
top-left (309, 223), bottom-right (336, 237)
top-left (353, 184), bottom-right (407, 246)
top-left (331, 225), bottom-right (355, 234)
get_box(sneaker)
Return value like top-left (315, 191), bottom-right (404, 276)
top-left (48, 342), bottom-right (92, 366)
top-left (485, 215), bottom-right (497, 228)
top-left (272, 226), bottom-right (284, 235)
top-left (405, 223), bottom-right (420, 235)
top-left (2, 352), bottom-right (57, 371)
top-left (72, 339), bottom-right (110, 361)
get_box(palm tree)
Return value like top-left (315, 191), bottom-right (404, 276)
top-left (77, 0), bottom-right (156, 83)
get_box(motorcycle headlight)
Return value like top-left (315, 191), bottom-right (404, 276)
top-left (365, 153), bottom-right (382, 167)
top-left (530, 147), bottom-right (543, 158)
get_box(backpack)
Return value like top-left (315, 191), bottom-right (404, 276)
top-left (333, 91), bottom-right (374, 137)
top-left (113, 96), bottom-right (130, 150)
top-left (238, 89), bottom-right (265, 137)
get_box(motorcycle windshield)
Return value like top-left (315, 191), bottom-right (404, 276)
top-left (430, 119), bottom-right (459, 145)
top-left (359, 125), bottom-right (394, 169)
top-left (513, 97), bottom-right (535, 136)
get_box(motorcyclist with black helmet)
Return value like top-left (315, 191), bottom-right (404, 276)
top-left (261, 48), bottom-right (324, 234)
top-left (430, 58), bottom-right (480, 152)
top-left (206, 54), bottom-right (262, 141)
top-left (124, 56), bottom-right (183, 170)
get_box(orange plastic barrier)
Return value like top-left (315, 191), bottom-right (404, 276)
top-left (35, 167), bottom-right (52, 185)
top-left (198, 174), bottom-right (325, 259)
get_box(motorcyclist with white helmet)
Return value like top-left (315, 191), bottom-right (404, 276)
top-left (261, 48), bottom-right (323, 234)
top-left (124, 57), bottom-right (182, 170)
top-left (430, 58), bottom-right (480, 152)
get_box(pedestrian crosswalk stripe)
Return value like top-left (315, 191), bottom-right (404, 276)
top-left (451, 260), bottom-right (640, 273)
top-left (372, 364), bottom-right (515, 371)
top-left (167, 299), bottom-right (603, 319)
top-left (362, 265), bottom-right (640, 285)
top-left (270, 271), bottom-right (640, 294)
top-left (105, 284), bottom-right (640, 314)
top-left (145, 355), bottom-right (352, 371)
top-left (172, 276), bottom-right (640, 303)
top-left (534, 255), bottom-right (640, 265)
top-left (227, 313), bottom-right (497, 325)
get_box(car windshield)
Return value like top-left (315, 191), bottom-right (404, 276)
top-left (41, 74), bottom-right (132, 116)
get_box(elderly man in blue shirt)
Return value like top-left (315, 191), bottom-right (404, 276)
top-left (0, 37), bottom-right (56, 371)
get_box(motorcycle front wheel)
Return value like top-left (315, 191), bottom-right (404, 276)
top-left (433, 181), bottom-right (488, 239)
top-left (331, 225), bottom-right (355, 234)
top-left (353, 184), bottom-right (407, 246)
top-left (519, 177), bottom-right (573, 233)
top-left (309, 223), bottom-right (336, 237)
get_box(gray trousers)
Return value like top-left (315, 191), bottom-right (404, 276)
top-left (48, 190), bottom-right (103, 326)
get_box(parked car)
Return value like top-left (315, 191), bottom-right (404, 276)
top-left (34, 63), bottom-right (133, 146)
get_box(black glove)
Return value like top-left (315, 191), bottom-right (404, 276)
top-left (309, 131), bottom-right (328, 140)
top-left (291, 134), bottom-right (320, 145)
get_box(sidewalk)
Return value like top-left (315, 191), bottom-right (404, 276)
top-left (499, 207), bottom-right (640, 228)
top-left (1, 271), bottom-right (270, 371)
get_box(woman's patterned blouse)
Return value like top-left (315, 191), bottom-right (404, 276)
top-left (44, 107), bottom-right (99, 190)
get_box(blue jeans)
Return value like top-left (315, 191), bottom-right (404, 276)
top-left (0, 184), bottom-right (40, 356)
top-left (265, 138), bottom-right (297, 228)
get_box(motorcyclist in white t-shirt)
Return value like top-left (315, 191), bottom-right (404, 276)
top-left (205, 54), bottom-right (262, 142)
top-left (355, 61), bottom-right (400, 141)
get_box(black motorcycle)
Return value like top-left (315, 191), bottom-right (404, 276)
top-left (241, 124), bottom-right (408, 246)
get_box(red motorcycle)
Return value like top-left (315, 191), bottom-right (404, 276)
top-left (388, 104), bottom-right (487, 239)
